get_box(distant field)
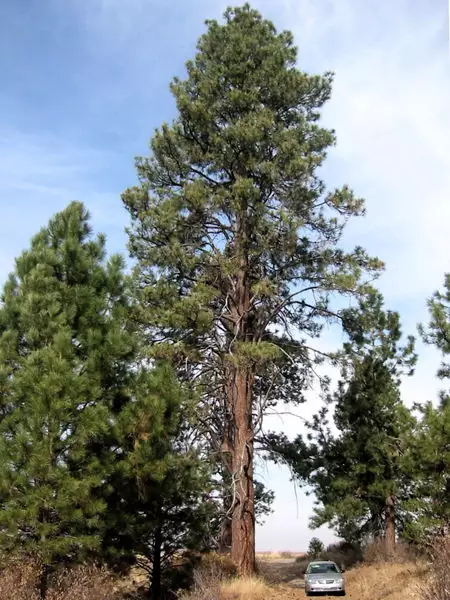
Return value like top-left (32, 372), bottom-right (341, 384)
top-left (256, 551), bottom-right (306, 561)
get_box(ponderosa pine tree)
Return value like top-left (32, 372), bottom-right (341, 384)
top-left (200, 349), bottom-right (307, 552)
top-left (0, 202), bottom-right (136, 597)
top-left (122, 5), bottom-right (382, 573)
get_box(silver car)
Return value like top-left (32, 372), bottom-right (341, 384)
top-left (304, 560), bottom-right (346, 596)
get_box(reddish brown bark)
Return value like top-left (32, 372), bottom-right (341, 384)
top-left (385, 495), bottom-right (396, 555)
top-left (219, 516), bottom-right (232, 553)
top-left (229, 366), bottom-right (256, 575)
top-left (223, 210), bottom-right (257, 575)
top-left (219, 464), bottom-right (233, 553)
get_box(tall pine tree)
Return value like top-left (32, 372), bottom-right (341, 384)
top-left (122, 5), bottom-right (382, 572)
top-left (0, 203), bottom-right (135, 597)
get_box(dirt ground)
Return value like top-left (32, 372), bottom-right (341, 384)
top-left (255, 558), bottom-right (425, 600)
top-left (257, 558), bottom-right (336, 599)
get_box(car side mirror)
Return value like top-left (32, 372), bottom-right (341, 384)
top-left (341, 567), bottom-right (346, 573)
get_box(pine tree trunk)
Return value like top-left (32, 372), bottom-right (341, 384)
top-left (220, 516), bottom-right (233, 553)
top-left (219, 453), bottom-right (233, 553)
top-left (385, 495), bottom-right (396, 555)
top-left (219, 487), bottom-right (233, 553)
top-left (38, 564), bottom-right (50, 600)
top-left (150, 519), bottom-right (163, 599)
top-left (230, 366), bottom-right (256, 575)
top-left (227, 216), bottom-right (256, 574)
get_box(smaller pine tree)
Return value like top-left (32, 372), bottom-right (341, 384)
top-left (0, 203), bottom-right (135, 597)
top-left (405, 401), bottom-right (450, 542)
top-left (406, 273), bottom-right (450, 542)
top-left (280, 293), bottom-right (417, 550)
top-left (308, 537), bottom-right (325, 559)
top-left (313, 294), bottom-right (415, 551)
top-left (103, 364), bottom-right (214, 599)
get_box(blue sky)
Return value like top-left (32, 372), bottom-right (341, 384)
top-left (0, 0), bottom-right (449, 550)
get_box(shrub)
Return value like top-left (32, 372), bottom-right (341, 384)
top-left (178, 552), bottom-right (237, 600)
top-left (294, 556), bottom-right (310, 573)
top-left (0, 561), bottom-right (119, 600)
top-left (178, 567), bottom-right (221, 600)
top-left (363, 540), bottom-right (417, 564)
top-left (323, 541), bottom-right (363, 569)
top-left (422, 536), bottom-right (450, 600)
top-left (198, 552), bottom-right (237, 579)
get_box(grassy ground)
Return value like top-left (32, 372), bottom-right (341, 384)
top-left (0, 552), bottom-right (432, 599)
top-left (219, 559), bottom-right (428, 599)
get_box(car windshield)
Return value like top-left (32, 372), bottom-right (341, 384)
top-left (307, 563), bottom-right (339, 574)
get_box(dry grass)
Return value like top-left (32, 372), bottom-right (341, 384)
top-left (178, 565), bottom-right (222, 600)
top-left (421, 536), bottom-right (450, 600)
top-left (0, 560), bottom-right (41, 600)
top-left (47, 565), bottom-right (120, 600)
top-left (0, 547), bottom-right (436, 600)
top-left (0, 562), bottom-right (121, 600)
top-left (221, 577), bottom-right (269, 600)
top-left (345, 560), bottom-right (428, 600)
top-left (181, 553), bottom-right (433, 600)
top-left (180, 573), bottom-right (271, 600)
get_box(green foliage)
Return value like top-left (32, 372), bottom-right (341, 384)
top-left (0, 202), bottom-right (134, 568)
top-left (279, 293), bottom-right (417, 543)
top-left (407, 273), bottom-right (450, 542)
top-left (254, 481), bottom-right (275, 525)
top-left (123, 3), bottom-right (382, 365)
top-left (404, 400), bottom-right (450, 542)
top-left (419, 273), bottom-right (450, 384)
top-left (0, 204), bottom-right (212, 598)
top-left (103, 364), bottom-right (214, 596)
top-left (308, 537), bottom-right (325, 559)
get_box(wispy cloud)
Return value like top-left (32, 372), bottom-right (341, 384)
top-left (0, 129), bottom-right (128, 273)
